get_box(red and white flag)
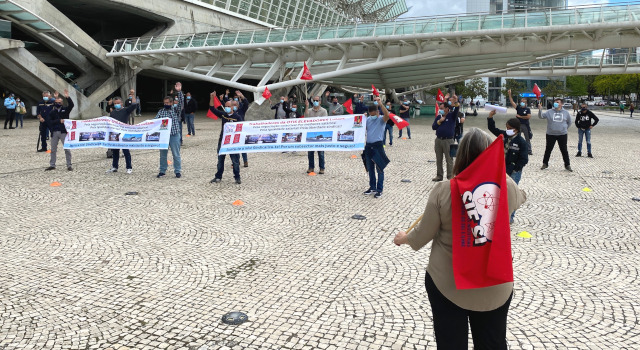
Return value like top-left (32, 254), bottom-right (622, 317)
top-left (450, 135), bottom-right (513, 289)
top-left (206, 108), bottom-right (218, 120)
top-left (388, 113), bottom-right (409, 130)
top-left (532, 83), bottom-right (542, 100)
top-left (436, 88), bottom-right (445, 102)
top-left (343, 98), bottom-right (353, 114)
top-left (300, 62), bottom-right (313, 81)
top-left (262, 87), bottom-right (272, 99)
top-left (372, 84), bottom-right (380, 97)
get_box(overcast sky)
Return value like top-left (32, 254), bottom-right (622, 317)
top-left (401, 0), bottom-right (615, 18)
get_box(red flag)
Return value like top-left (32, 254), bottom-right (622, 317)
top-left (213, 94), bottom-right (222, 108)
top-left (436, 89), bottom-right (445, 102)
top-left (343, 98), bottom-right (353, 114)
top-left (372, 84), bottom-right (379, 97)
top-left (435, 103), bottom-right (440, 118)
top-left (301, 62), bottom-right (313, 80)
top-left (450, 135), bottom-right (513, 289)
top-left (262, 87), bottom-right (272, 99)
top-left (388, 113), bottom-right (409, 130)
top-left (206, 108), bottom-right (218, 120)
top-left (532, 83), bottom-right (542, 100)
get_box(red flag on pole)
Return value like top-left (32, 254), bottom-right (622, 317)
top-left (301, 62), bottom-right (313, 81)
top-left (532, 83), bottom-right (542, 100)
top-left (206, 108), bottom-right (218, 120)
top-left (372, 84), bottom-right (380, 97)
top-left (213, 94), bottom-right (222, 108)
top-left (262, 87), bottom-right (272, 99)
top-left (388, 113), bottom-right (409, 130)
top-left (450, 135), bottom-right (513, 289)
top-left (436, 88), bottom-right (445, 102)
top-left (343, 98), bottom-right (353, 114)
top-left (435, 102), bottom-right (440, 118)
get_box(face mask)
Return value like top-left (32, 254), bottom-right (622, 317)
top-left (333, 102), bottom-right (338, 105)
top-left (224, 107), bottom-right (232, 113)
top-left (553, 102), bottom-right (559, 108)
top-left (438, 110), bottom-right (444, 116)
top-left (313, 101), bottom-right (319, 107)
top-left (43, 97), bottom-right (49, 101)
top-left (55, 103), bottom-right (62, 108)
top-left (386, 105), bottom-right (391, 109)
top-left (373, 101), bottom-right (378, 106)
top-left (404, 102), bottom-right (409, 105)
top-left (234, 98), bottom-right (239, 101)
top-left (16, 100), bottom-right (20, 102)
top-left (233, 106), bottom-right (238, 111)
top-left (581, 107), bottom-right (587, 110)
top-left (128, 96), bottom-right (132, 100)
top-left (520, 102), bottom-right (525, 107)
top-left (187, 96), bottom-right (191, 100)
top-left (164, 105), bottom-right (172, 109)
top-left (447, 101), bottom-right (452, 105)
top-left (506, 129), bottom-right (516, 136)
top-left (114, 104), bottom-right (122, 109)
top-left (280, 99), bottom-right (284, 103)
top-left (291, 108), bottom-right (297, 112)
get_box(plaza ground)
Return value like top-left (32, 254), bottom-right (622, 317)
top-left (0, 108), bottom-right (639, 349)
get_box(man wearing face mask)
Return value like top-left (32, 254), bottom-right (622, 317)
top-left (124, 89), bottom-right (140, 124)
top-left (329, 96), bottom-right (344, 115)
top-left (432, 94), bottom-right (459, 181)
top-left (575, 103), bottom-right (598, 158)
top-left (508, 89), bottom-right (532, 155)
top-left (353, 94), bottom-right (367, 114)
top-left (184, 92), bottom-right (198, 136)
top-left (232, 91), bottom-right (250, 167)
top-left (305, 96), bottom-right (328, 174)
top-left (37, 91), bottom-right (54, 152)
top-left (288, 103), bottom-right (301, 119)
top-left (487, 109), bottom-right (529, 223)
top-left (271, 96), bottom-right (290, 119)
top-left (363, 97), bottom-right (391, 198)
top-left (538, 98), bottom-right (572, 172)
top-left (107, 94), bottom-right (138, 174)
top-left (154, 83), bottom-right (184, 178)
top-left (383, 101), bottom-right (394, 146)
top-left (41, 90), bottom-right (73, 171)
top-left (209, 91), bottom-right (242, 184)
top-left (4, 93), bottom-right (16, 129)
top-left (398, 99), bottom-right (411, 139)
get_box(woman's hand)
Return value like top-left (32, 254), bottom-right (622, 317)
top-left (394, 231), bottom-right (409, 246)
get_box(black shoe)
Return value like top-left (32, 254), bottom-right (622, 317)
top-left (210, 178), bottom-right (221, 183)
top-left (67, 166), bottom-right (73, 171)
top-left (8, 127), bottom-right (14, 129)
top-left (565, 165), bottom-right (573, 172)
top-left (576, 152), bottom-right (581, 157)
top-left (44, 166), bottom-right (55, 171)
top-left (235, 178), bottom-right (241, 184)
top-left (363, 189), bottom-right (376, 195)
top-left (157, 172), bottom-right (166, 178)
top-left (374, 192), bottom-right (382, 198)
top-left (243, 161), bottom-right (248, 168)
top-left (541, 164), bottom-right (548, 170)
top-left (588, 153), bottom-right (593, 158)
top-left (176, 173), bottom-right (182, 178)
top-left (37, 149), bottom-right (47, 152)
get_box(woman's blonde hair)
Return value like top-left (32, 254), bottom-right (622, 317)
top-left (453, 128), bottom-right (494, 176)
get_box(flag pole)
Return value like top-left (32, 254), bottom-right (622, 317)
top-left (405, 214), bottom-right (423, 234)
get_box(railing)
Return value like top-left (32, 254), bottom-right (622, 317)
top-left (109, 2), bottom-right (640, 55)
top-left (526, 52), bottom-right (640, 69)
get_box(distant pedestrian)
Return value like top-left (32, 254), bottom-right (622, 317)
top-left (398, 99), bottom-right (411, 139)
top-left (353, 94), bottom-right (367, 114)
top-left (575, 103), bottom-right (599, 158)
top-left (14, 97), bottom-right (25, 128)
top-left (362, 97), bottom-right (390, 198)
top-left (184, 92), bottom-right (198, 136)
top-left (125, 89), bottom-right (139, 124)
top-left (4, 93), bottom-right (16, 129)
top-left (630, 103), bottom-right (635, 118)
top-left (383, 101), bottom-right (394, 146)
top-left (41, 90), bottom-right (74, 171)
top-left (155, 83), bottom-right (183, 178)
top-left (271, 96), bottom-right (290, 119)
top-left (305, 96), bottom-right (328, 174)
top-left (107, 93), bottom-right (138, 174)
top-left (538, 98), bottom-right (572, 172)
top-left (620, 101), bottom-right (625, 114)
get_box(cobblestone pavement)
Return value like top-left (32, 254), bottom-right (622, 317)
top-left (0, 108), bottom-right (639, 350)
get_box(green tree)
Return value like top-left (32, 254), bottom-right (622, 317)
top-left (464, 78), bottom-right (488, 99)
top-left (542, 80), bottom-right (567, 100)
top-left (500, 79), bottom-right (526, 100)
top-left (566, 76), bottom-right (588, 98)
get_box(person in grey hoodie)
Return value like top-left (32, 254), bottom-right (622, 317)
top-left (538, 98), bottom-right (572, 172)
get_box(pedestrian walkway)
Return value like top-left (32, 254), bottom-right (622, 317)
top-left (0, 111), bottom-right (638, 349)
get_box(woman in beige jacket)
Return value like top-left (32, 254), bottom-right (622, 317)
top-left (394, 128), bottom-right (527, 350)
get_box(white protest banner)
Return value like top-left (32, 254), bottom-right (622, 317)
top-left (63, 117), bottom-right (172, 150)
top-left (484, 104), bottom-right (508, 114)
top-left (218, 115), bottom-right (367, 155)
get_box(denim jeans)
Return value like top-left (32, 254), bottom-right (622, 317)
top-left (241, 153), bottom-right (248, 163)
top-left (398, 119), bottom-right (411, 138)
top-left (159, 133), bottom-right (182, 174)
top-left (383, 124), bottom-right (393, 145)
top-left (215, 154), bottom-right (240, 180)
top-left (307, 151), bottom-right (325, 169)
top-left (577, 128), bottom-right (591, 153)
top-left (186, 113), bottom-right (195, 135)
top-left (509, 171), bottom-right (522, 221)
top-left (14, 113), bottom-right (23, 128)
top-left (365, 152), bottom-right (384, 193)
top-left (112, 149), bottom-right (132, 169)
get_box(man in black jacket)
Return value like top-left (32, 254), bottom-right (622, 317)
top-left (107, 94), bottom-right (138, 174)
top-left (575, 102), bottom-right (599, 158)
top-left (270, 96), bottom-right (290, 119)
top-left (488, 110), bottom-right (529, 223)
top-left (37, 91), bottom-right (54, 152)
top-left (184, 92), bottom-right (198, 136)
top-left (41, 90), bottom-right (74, 171)
top-left (209, 91), bottom-right (243, 184)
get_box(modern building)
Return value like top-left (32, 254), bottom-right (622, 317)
top-left (467, 0), bottom-right (567, 14)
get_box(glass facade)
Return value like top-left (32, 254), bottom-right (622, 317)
top-left (467, 0), bottom-right (567, 14)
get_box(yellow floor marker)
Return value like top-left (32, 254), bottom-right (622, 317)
top-left (582, 187), bottom-right (592, 192)
top-left (517, 231), bottom-right (532, 238)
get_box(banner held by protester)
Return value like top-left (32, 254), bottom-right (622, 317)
top-left (63, 117), bottom-right (172, 150)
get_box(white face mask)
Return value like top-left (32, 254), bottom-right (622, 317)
top-left (506, 129), bottom-right (516, 136)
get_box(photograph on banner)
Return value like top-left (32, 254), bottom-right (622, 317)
top-left (218, 115), bottom-right (367, 155)
top-left (63, 117), bottom-right (172, 150)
